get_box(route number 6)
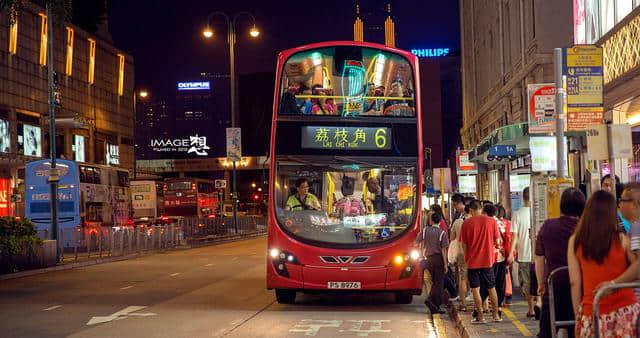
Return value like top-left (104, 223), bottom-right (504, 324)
top-left (375, 128), bottom-right (387, 148)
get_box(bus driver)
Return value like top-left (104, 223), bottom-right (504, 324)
top-left (286, 178), bottom-right (321, 211)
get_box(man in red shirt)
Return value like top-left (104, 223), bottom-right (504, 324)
top-left (459, 200), bottom-right (502, 323)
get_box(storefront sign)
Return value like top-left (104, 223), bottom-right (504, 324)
top-left (226, 128), bottom-right (242, 162)
top-left (573, 0), bottom-right (586, 44)
top-left (456, 150), bottom-right (477, 174)
top-left (106, 144), bottom-right (120, 165)
top-left (177, 81), bottom-right (210, 91)
top-left (301, 126), bottom-right (391, 150)
top-left (564, 46), bottom-right (604, 131)
top-left (411, 48), bottom-right (450, 58)
top-left (527, 84), bottom-right (556, 133)
top-left (0, 178), bottom-right (11, 216)
top-left (458, 175), bottom-right (476, 193)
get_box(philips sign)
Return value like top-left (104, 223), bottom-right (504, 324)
top-left (411, 48), bottom-right (450, 58)
top-left (177, 82), bottom-right (211, 91)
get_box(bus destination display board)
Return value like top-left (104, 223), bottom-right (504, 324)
top-left (301, 126), bottom-right (391, 150)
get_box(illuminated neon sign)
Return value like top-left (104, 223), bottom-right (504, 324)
top-left (177, 81), bottom-right (211, 91)
top-left (341, 60), bottom-right (367, 117)
top-left (411, 48), bottom-right (450, 58)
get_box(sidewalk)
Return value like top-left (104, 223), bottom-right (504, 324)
top-left (450, 287), bottom-right (540, 337)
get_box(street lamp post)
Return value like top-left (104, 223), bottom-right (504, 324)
top-left (203, 11), bottom-right (259, 231)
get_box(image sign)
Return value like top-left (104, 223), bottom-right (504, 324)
top-left (226, 128), bottom-right (242, 162)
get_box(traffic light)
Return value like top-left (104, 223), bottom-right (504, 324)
top-left (253, 193), bottom-right (260, 201)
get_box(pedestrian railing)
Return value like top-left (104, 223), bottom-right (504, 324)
top-left (548, 266), bottom-right (575, 338)
top-left (38, 224), bottom-right (182, 263)
top-left (592, 281), bottom-right (640, 338)
top-left (179, 215), bottom-right (267, 241)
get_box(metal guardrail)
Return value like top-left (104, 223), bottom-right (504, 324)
top-left (592, 281), bottom-right (640, 338)
top-left (548, 266), bottom-right (575, 338)
top-left (38, 225), bottom-right (182, 263)
top-left (179, 216), bottom-right (267, 240)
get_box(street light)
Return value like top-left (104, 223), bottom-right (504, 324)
top-left (202, 11), bottom-right (260, 233)
top-left (251, 182), bottom-right (256, 188)
top-left (139, 90), bottom-right (148, 98)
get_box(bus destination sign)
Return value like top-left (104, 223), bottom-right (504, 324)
top-left (301, 126), bottom-right (391, 150)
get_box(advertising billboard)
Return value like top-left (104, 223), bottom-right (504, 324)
top-left (73, 135), bottom-right (85, 162)
top-left (21, 124), bottom-right (41, 157)
top-left (0, 178), bottom-right (11, 216)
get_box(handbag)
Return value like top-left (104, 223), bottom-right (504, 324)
top-left (448, 239), bottom-right (459, 263)
top-left (505, 268), bottom-right (513, 297)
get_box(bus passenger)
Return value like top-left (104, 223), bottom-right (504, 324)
top-left (286, 178), bottom-right (321, 211)
top-left (333, 175), bottom-right (366, 218)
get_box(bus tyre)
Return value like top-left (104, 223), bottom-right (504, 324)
top-left (275, 289), bottom-right (296, 304)
top-left (395, 292), bottom-right (413, 304)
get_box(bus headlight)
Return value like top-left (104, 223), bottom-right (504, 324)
top-left (393, 255), bottom-right (404, 265)
top-left (409, 249), bottom-right (421, 261)
top-left (269, 248), bottom-right (280, 259)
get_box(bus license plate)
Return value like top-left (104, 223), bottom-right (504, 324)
top-left (327, 282), bottom-right (361, 289)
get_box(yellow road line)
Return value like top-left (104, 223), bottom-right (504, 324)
top-left (502, 308), bottom-right (533, 336)
top-left (432, 313), bottom-right (446, 338)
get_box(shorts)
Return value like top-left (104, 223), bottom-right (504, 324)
top-left (468, 267), bottom-right (495, 290)
top-left (518, 262), bottom-right (538, 297)
top-left (456, 254), bottom-right (467, 280)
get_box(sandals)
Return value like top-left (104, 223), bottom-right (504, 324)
top-left (526, 312), bottom-right (535, 318)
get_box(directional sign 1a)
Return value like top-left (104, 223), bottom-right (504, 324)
top-left (488, 145), bottom-right (516, 157)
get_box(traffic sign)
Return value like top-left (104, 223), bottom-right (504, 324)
top-left (563, 45), bottom-right (604, 131)
top-left (527, 84), bottom-right (556, 134)
top-left (215, 179), bottom-right (227, 189)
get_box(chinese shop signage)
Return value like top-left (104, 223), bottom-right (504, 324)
top-left (301, 126), bottom-right (391, 150)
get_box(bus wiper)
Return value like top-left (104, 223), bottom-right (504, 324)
top-left (333, 156), bottom-right (378, 167)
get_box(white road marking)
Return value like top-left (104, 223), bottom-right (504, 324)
top-left (170, 273), bottom-right (180, 276)
top-left (289, 320), bottom-right (342, 336)
top-left (120, 285), bottom-right (134, 290)
top-left (346, 320), bottom-right (391, 336)
top-left (43, 305), bottom-right (62, 311)
top-left (205, 263), bottom-right (214, 267)
top-left (86, 306), bottom-right (156, 325)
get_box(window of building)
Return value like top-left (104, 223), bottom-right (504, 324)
top-left (18, 123), bottom-right (41, 157)
top-left (0, 119), bottom-right (9, 153)
top-left (38, 13), bottom-right (47, 65)
top-left (617, 0), bottom-right (634, 21)
top-left (65, 27), bottom-right (74, 76)
top-left (117, 54), bottom-right (125, 96)
top-left (9, 18), bottom-right (18, 55)
top-left (88, 38), bottom-right (96, 84)
top-left (73, 135), bottom-right (85, 162)
top-left (106, 143), bottom-right (120, 165)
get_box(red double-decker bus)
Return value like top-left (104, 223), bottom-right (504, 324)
top-left (267, 41), bottom-right (424, 304)
top-left (163, 178), bottom-right (218, 218)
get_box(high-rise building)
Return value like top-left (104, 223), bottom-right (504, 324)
top-left (459, 0), bottom-right (573, 202)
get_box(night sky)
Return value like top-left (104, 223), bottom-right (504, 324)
top-left (108, 0), bottom-right (460, 98)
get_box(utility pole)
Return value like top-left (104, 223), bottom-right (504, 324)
top-left (46, 3), bottom-right (60, 263)
top-left (554, 48), bottom-right (566, 179)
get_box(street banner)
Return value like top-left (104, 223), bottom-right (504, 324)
top-left (586, 124), bottom-right (633, 160)
top-left (564, 45), bottom-right (604, 131)
top-left (586, 124), bottom-right (608, 160)
top-left (527, 84), bottom-right (556, 134)
top-left (226, 128), bottom-right (242, 162)
top-left (547, 178), bottom-right (574, 219)
top-left (456, 150), bottom-right (477, 174)
top-left (433, 168), bottom-right (452, 193)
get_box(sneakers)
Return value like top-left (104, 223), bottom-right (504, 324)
top-left (449, 295), bottom-right (460, 301)
top-left (471, 317), bottom-right (487, 324)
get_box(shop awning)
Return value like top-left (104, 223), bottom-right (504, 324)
top-left (468, 122), bottom-right (530, 164)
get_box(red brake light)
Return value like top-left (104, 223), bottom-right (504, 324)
top-left (160, 216), bottom-right (169, 221)
top-left (207, 214), bottom-right (216, 219)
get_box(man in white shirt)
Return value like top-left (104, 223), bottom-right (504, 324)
top-left (508, 187), bottom-right (536, 318)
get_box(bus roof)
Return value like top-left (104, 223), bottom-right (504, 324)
top-left (277, 41), bottom-right (417, 63)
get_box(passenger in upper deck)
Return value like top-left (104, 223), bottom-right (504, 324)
top-left (383, 79), bottom-right (414, 116)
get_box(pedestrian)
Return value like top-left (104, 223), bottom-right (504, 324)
top-left (450, 201), bottom-right (471, 311)
top-left (534, 187), bottom-right (585, 338)
top-left (568, 190), bottom-right (640, 337)
top-left (496, 204), bottom-right (512, 307)
top-left (418, 210), bottom-right (449, 314)
top-left (430, 204), bottom-right (449, 236)
top-left (618, 182), bottom-right (640, 301)
top-left (508, 187), bottom-right (537, 318)
top-left (479, 204), bottom-right (507, 316)
top-left (459, 200), bottom-right (502, 324)
top-left (452, 193), bottom-right (466, 222)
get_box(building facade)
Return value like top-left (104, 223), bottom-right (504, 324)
top-left (459, 0), bottom-right (573, 201)
top-left (0, 2), bottom-right (134, 214)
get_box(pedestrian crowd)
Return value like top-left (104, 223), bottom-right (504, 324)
top-left (419, 174), bottom-right (640, 337)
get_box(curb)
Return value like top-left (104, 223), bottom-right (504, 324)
top-left (1, 232), bottom-right (267, 281)
top-left (446, 298), bottom-right (472, 338)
